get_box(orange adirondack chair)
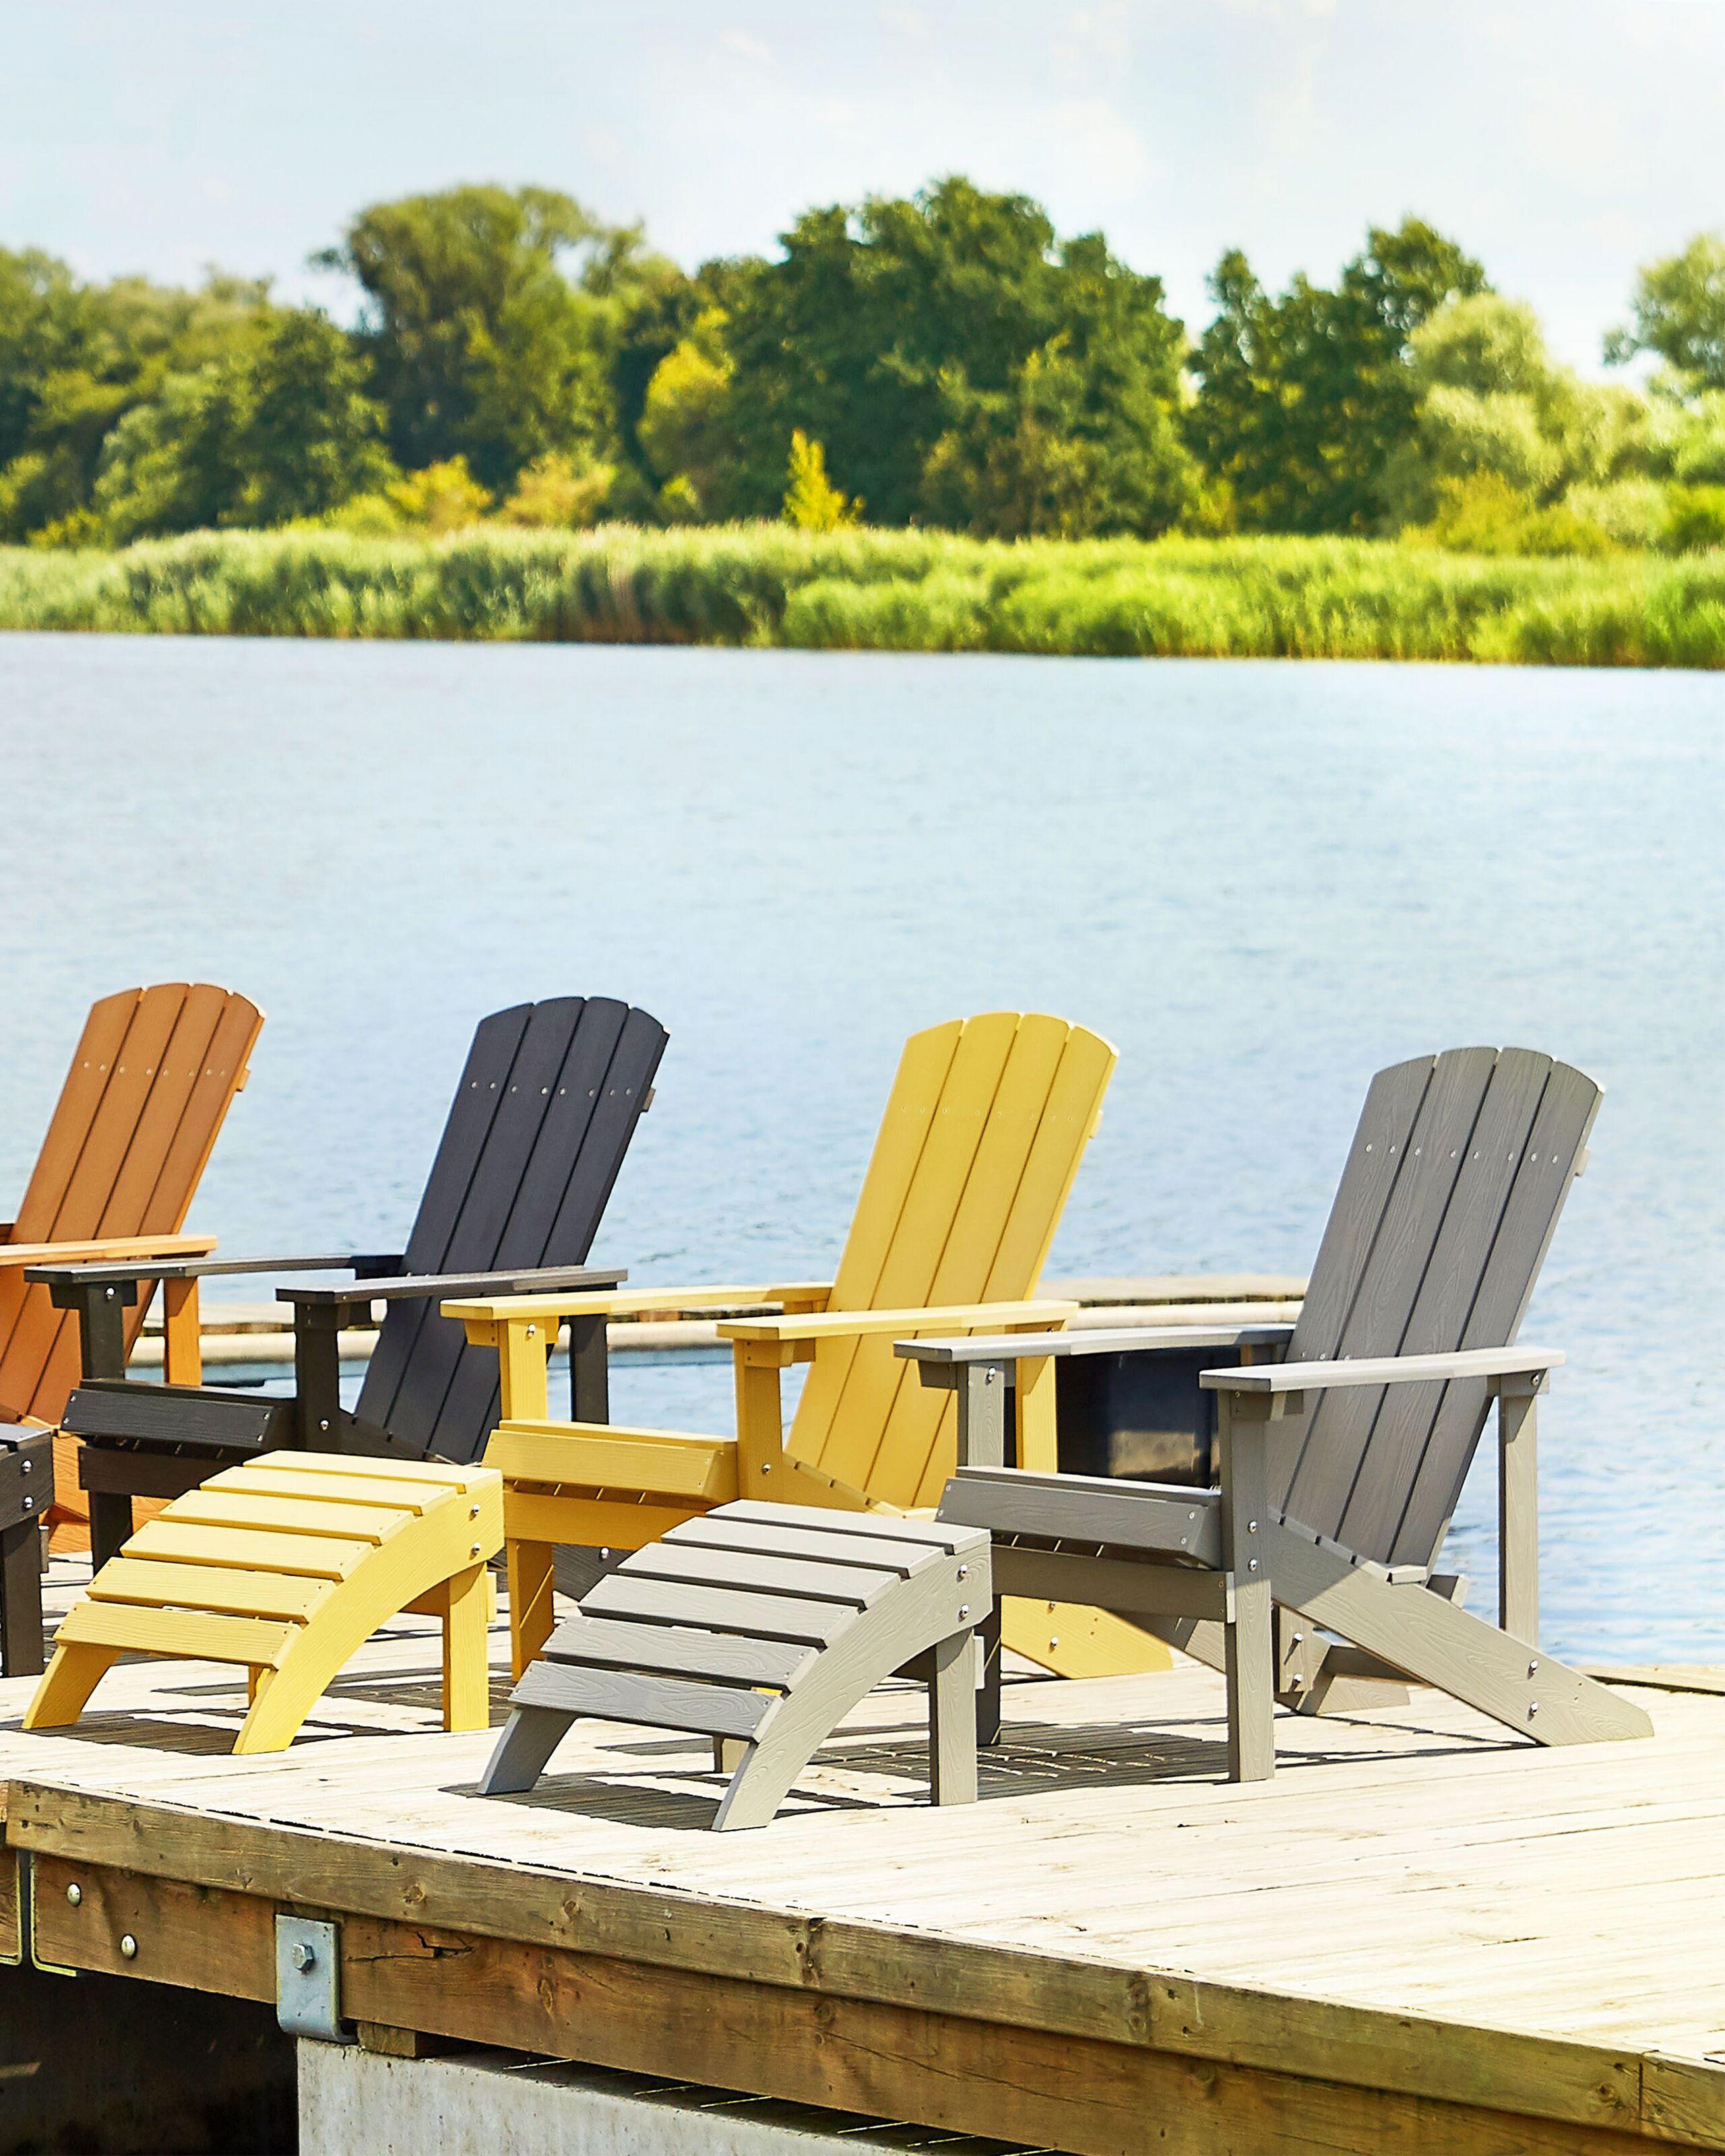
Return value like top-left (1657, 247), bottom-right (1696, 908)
top-left (0, 984), bottom-right (263, 1554)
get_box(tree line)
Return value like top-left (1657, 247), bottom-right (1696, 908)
top-left (3, 177), bottom-right (1724, 554)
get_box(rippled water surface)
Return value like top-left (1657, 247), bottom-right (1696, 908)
top-left (2, 633), bottom-right (1721, 1662)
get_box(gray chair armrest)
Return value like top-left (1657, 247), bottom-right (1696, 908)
top-left (1200, 1345), bottom-right (1563, 1397)
top-left (896, 1321), bottom-right (1294, 1376)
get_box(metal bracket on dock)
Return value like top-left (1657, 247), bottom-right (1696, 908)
top-left (275, 1915), bottom-right (351, 2043)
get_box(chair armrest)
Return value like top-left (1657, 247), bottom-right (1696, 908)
top-left (23, 1248), bottom-right (381, 1288)
top-left (445, 1283), bottom-right (835, 1425)
top-left (896, 1321), bottom-right (1294, 1370)
top-left (1201, 1345), bottom-right (1563, 1397)
top-left (282, 1264), bottom-right (627, 1308)
top-left (722, 1299), bottom-right (1079, 1346)
top-left (10, 1233), bottom-right (219, 1277)
top-left (443, 1281), bottom-right (834, 1327)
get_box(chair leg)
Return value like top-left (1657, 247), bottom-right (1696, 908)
top-left (929, 1630), bottom-right (978, 1806)
top-left (22, 1640), bottom-right (121, 1728)
top-left (442, 1564), bottom-right (491, 1732)
top-left (89, 1490), bottom-right (135, 1575)
top-left (1, 1518), bottom-right (45, 1678)
top-left (1224, 1592), bottom-right (1277, 1781)
top-left (478, 1705), bottom-right (572, 1794)
top-left (1218, 1394), bottom-right (1276, 1782)
top-left (507, 1538), bottom-right (556, 1680)
top-left (976, 1600), bottom-right (1003, 1747)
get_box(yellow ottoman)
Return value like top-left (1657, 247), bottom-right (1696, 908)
top-left (25, 1452), bottom-right (501, 1752)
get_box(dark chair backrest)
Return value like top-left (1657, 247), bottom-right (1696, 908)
top-left (358, 997), bottom-right (667, 1463)
top-left (1273, 1048), bottom-right (1599, 1570)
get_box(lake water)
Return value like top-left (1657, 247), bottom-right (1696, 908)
top-left (2, 633), bottom-right (1722, 1663)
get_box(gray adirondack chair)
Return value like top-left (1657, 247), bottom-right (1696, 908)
top-left (907, 1047), bottom-right (1654, 1779)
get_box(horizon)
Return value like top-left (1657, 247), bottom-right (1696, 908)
top-left (4, 0), bottom-right (1721, 377)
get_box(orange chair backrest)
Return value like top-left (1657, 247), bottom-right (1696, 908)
top-left (0, 984), bottom-right (263, 1426)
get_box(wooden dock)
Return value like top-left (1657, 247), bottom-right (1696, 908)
top-left (2, 1564), bottom-right (1721, 2154)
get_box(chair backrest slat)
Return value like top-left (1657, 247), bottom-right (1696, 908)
top-left (416, 1002), bottom-right (666, 1459)
top-left (788, 1013), bottom-right (1115, 1511)
top-left (360, 998), bottom-right (666, 1462)
top-left (1278, 1047), bottom-right (1501, 1537)
top-left (1387, 1059), bottom-right (1600, 1566)
top-left (1272, 1046), bottom-right (1598, 1568)
top-left (0, 984), bottom-right (262, 1426)
top-left (1281, 1054), bottom-right (1443, 1373)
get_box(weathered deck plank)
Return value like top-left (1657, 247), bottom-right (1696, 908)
top-left (0, 1562), bottom-right (1721, 2150)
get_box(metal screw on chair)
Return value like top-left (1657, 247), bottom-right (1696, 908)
top-left (119, 1935), bottom-right (137, 1959)
top-left (65, 1882), bottom-right (82, 1907)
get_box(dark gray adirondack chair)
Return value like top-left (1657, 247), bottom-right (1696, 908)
top-left (907, 1047), bottom-right (1653, 1779)
top-left (33, 998), bottom-right (666, 1569)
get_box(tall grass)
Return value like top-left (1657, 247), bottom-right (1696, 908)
top-left (2, 524), bottom-right (1722, 666)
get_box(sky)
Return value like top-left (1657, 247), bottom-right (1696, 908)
top-left (3, 1), bottom-right (1722, 374)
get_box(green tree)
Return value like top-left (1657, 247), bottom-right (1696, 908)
top-left (1192, 220), bottom-right (1488, 533)
top-left (0, 257), bottom-right (293, 540)
top-left (0, 249), bottom-right (104, 474)
top-left (703, 178), bottom-right (1192, 534)
top-left (782, 431), bottom-right (857, 530)
top-left (232, 310), bottom-right (396, 525)
top-left (496, 450), bottom-right (617, 528)
top-left (1381, 293), bottom-right (1643, 526)
top-left (1606, 232), bottom-right (1725, 390)
top-left (77, 308), bottom-right (394, 542)
top-left (319, 184), bottom-right (642, 489)
top-left (637, 308), bottom-right (736, 513)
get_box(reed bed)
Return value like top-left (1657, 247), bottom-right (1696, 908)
top-left (2, 525), bottom-right (1721, 666)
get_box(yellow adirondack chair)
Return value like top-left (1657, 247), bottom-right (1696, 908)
top-left (447, 1012), bottom-right (1170, 1683)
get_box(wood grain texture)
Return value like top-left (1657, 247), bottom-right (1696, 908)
top-left (19, 1858), bottom-right (1684, 2156)
top-left (24, 1452), bottom-right (503, 1750)
top-left (487, 1502), bottom-right (991, 1829)
top-left (941, 1465), bottom-right (1221, 1562)
top-left (16, 1645), bottom-right (1725, 2155)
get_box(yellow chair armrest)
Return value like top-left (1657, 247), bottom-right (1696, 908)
top-left (0, 1231), bottom-right (218, 1270)
top-left (443, 1281), bottom-right (833, 1327)
top-left (718, 1298), bottom-right (1079, 1346)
